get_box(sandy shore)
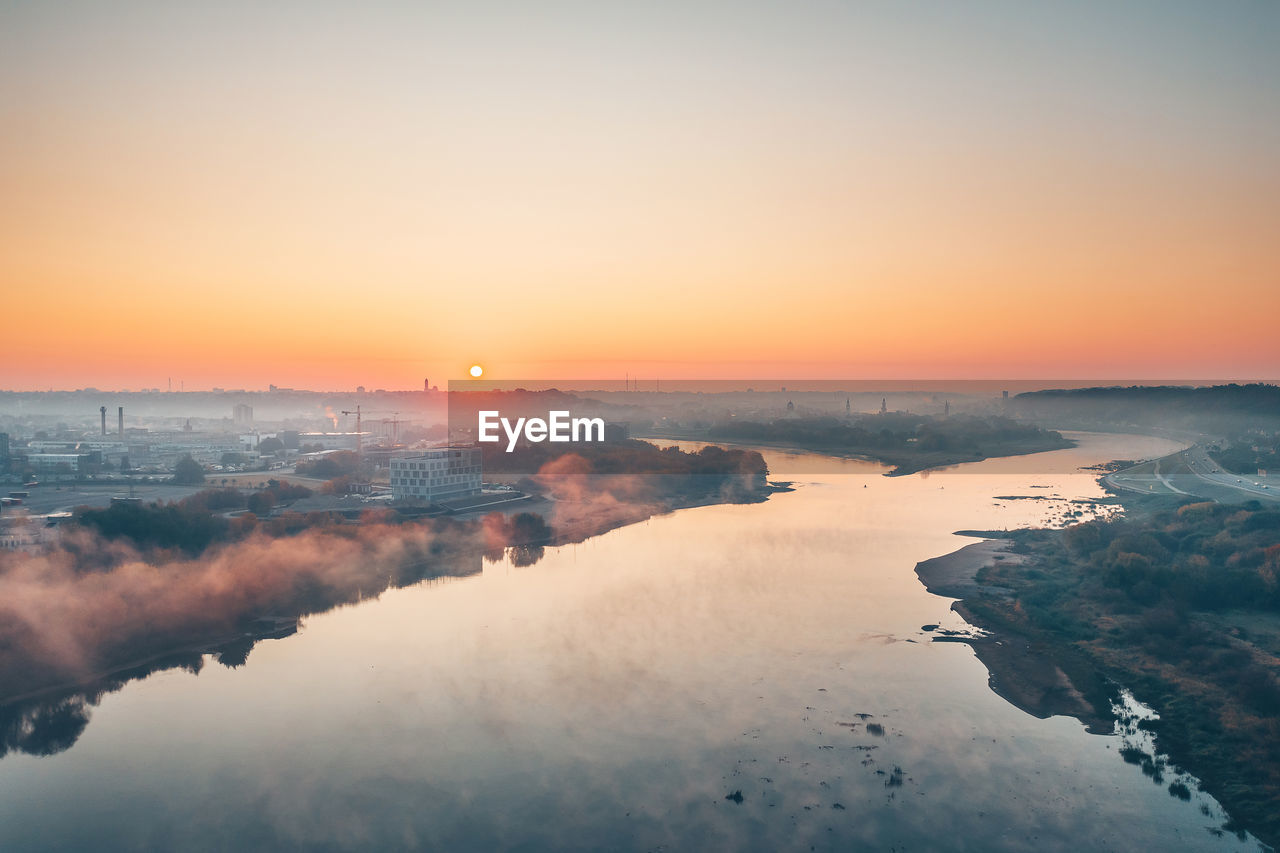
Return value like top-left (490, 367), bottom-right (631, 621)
top-left (914, 538), bottom-right (1019, 600)
top-left (916, 538), bottom-right (1113, 734)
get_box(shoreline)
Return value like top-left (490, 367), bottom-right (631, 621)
top-left (544, 480), bottom-right (787, 547)
top-left (915, 538), bottom-right (1116, 734)
top-left (914, 538), bottom-right (1017, 600)
top-left (635, 432), bottom-right (1075, 476)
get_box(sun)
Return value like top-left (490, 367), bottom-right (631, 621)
top-left (469, 364), bottom-right (484, 378)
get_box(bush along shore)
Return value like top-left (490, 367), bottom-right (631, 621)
top-left (919, 500), bottom-right (1280, 848)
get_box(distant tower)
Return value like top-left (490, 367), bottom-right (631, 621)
top-left (100, 406), bottom-right (107, 435)
top-left (1002, 390), bottom-right (1009, 400)
top-left (118, 406), bottom-right (124, 436)
top-left (424, 378), bottom-right (430, 392)
top-left (184, 418), bottom-right (193, 432)
top-left (846, 398), bottom-right (851, 415)
top-left (880, 398), bottom-right (887, 414)
top-left (944, 400), bottom-right (950, 417)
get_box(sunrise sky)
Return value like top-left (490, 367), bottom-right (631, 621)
top-left (2, 1), bottom-right (1277, 390)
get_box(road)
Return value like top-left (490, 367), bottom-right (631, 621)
top-left (2, 482), bottom-right (210, 515)
top-left (1106, 443), bottom-right (1278, 503)
top-left (1180, 444), bottom-right (1276, 499)
top-left (1, 467), bottom-right (306, 516)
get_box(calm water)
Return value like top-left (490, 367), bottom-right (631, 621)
top-left (0, 433), bottom-right (1261, 851)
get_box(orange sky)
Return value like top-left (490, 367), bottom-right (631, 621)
top-left (2, 2), bottom-right (1277, 390)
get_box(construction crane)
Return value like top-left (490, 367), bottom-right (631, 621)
top-left (340, 406), bottom-right (364, 457)
top-left (376, 413), bottom-right (404, 445)
top-left (340, 407), bottom-right (405, 455)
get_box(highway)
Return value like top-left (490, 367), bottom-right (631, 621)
top-left (1179, 443), bottom-right (1275, 499)
top-left (1107, 443), bottom-right (1278, 503)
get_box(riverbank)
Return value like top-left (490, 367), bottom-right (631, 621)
top-left (542, 479), bottom-right (789, 546)
top-left (640, 426), bottom-right (1074, 475)
top-left (914, 538), bottom-right (1017, 599)
top-left (919, 503), bottom-right (1280, 850)
top-left (915, 538), bottom-right (1116, 734)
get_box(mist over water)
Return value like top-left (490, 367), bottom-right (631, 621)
top-left (0, 433), bottom-right (1258, 851)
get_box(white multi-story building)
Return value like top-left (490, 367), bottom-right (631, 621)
top-left (27, 452), bottom-right (97, 473)
top-left (390, 447), bottom-right (482, 502)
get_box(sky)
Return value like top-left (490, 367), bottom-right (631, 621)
top-left (2, 1), bottom-right (1278, 390)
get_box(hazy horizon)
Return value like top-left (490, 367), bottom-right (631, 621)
top-left (3, 1), bottom-right (1278, 390)
top-left (3, 378), bottom-right (1278, 395)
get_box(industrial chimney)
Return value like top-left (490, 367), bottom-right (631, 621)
top-left (100, 406), bottom-right (107, 436)
top-left (118, 406), bottom-right (124, 437)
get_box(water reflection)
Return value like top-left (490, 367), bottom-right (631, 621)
top-left (1, 692), bottom-right (93, 759)
top-left (0, 541), bottom-right (484, 761)
top-left (507, 543), bottom-right (546, 567)
top-left (0, 619), bottom-right (299, 761)
top-left (0, 504), bottom-right (701, 761)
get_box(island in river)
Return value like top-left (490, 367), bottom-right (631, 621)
top-left (701, 412), bottom-right (1074, 475)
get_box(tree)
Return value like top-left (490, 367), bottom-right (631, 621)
top-left (295, 451), bottom-right (360, 479)
top-left (171, 455), bottom-right (205, 485)
top-left (246, 491), bottom-right (275, 515)
top-left (509, 512), bottom-right (553, 545)
top-left (258, 437), bottom-right (285, 454)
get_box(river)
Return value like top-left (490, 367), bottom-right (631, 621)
top-left (0, 432), bottom-right (1261, 851)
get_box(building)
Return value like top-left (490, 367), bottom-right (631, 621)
top-left (296, 432), bottom-right (368, 451)
top-left (233, 404), bottom-right (254, 426)
top-left (27, 452), bottom-right (99, 474)
top-left (390, 447), bottom-right (482, 502)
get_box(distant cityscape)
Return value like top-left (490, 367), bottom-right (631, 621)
top-left (0, 385), bottom-right (489, 554)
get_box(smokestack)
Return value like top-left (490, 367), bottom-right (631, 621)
top-left (100, 406), bottom-right (107, 436)
top-left (118, 406), bottom-right (124, 437)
